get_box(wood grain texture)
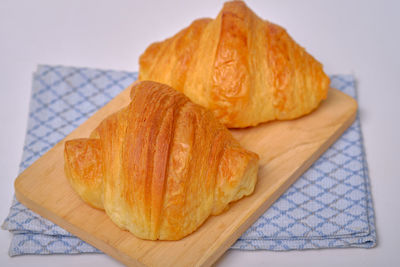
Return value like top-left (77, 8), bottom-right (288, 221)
top-left (14, 86), bottom-right (357, 267)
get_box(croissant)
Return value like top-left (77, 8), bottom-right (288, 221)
top-left (64, 81), bottom-right (259, 240)
top-left (138, 0), bottom-right (330, 128)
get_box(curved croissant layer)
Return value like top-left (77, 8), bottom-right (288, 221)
top-left (139, 0), bottom-right (330, 128)
top-left (64, 81), bottom-right (259, 240)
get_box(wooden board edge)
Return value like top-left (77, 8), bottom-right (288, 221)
top-left (14, 174), bottom-right (146, 267)
top-left (201, 94), bottom-right (358, 267)
top-left (13, 88), bottom-right (358, 267)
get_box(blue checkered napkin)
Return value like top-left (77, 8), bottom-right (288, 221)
top-left (233, 76), bottom-right (376, 250)
top-left (2, 65), bottom-right (376, 256)
top-left (2, 65), bottom-right (137, 256)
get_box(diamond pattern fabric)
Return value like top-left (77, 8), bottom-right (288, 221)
top-left (2, 65), bottom-right (376, 255)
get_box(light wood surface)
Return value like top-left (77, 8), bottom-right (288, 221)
top-left (14, 86), bottom-right (357, 267)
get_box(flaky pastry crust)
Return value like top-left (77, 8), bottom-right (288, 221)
top-left (139, 1), bottom-right (330, 128)
top-left (64, 81), bottom-right (259, 240)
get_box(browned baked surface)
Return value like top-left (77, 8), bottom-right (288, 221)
top-left (64, 81), bottom-right (259, 240)
top-left (139, 1), bottom-right (330, 128)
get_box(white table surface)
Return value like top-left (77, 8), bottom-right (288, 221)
top-left (1, 0), bottom-right (399, 266)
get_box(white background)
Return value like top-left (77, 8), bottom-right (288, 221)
top-left (1, 0), bottom-right (399, 266)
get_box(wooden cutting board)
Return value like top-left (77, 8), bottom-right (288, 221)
top-left (14, 86), bottom-right (357, 267)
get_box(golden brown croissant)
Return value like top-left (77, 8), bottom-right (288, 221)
top-left (139, 0), bottom-right (330, 128)
top-left (64, 81), bottom-right (259, 240)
